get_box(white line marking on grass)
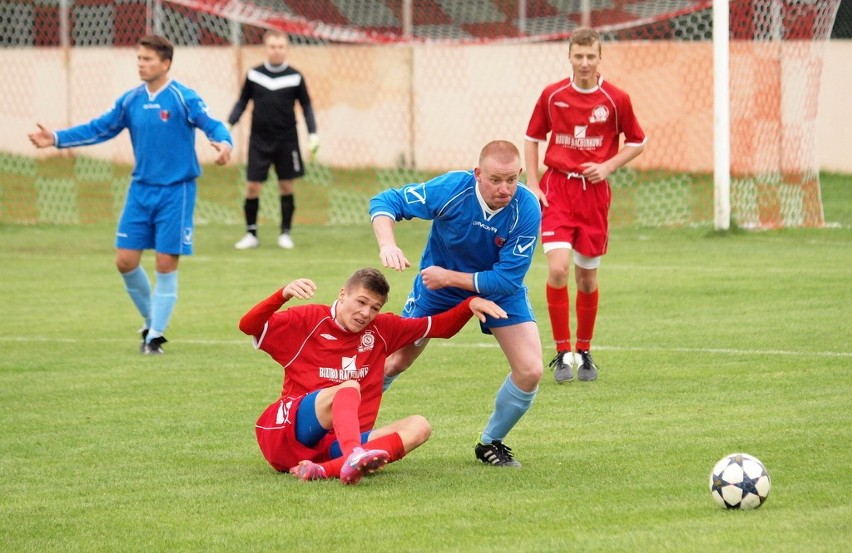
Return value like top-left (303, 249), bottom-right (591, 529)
top-left (1, 336), bottom-right (849, 357)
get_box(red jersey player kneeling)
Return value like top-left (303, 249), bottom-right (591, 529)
top-left (239, 267), bottom-right (506, 485)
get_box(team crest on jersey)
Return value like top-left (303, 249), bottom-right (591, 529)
top-left (160, 109), bottom-right (170, 122)
top-left (495, 236), bottom-right (506, 247)
top-left (589, 105), bottom-right (609, 123)
top-left (404, 183), bottom-right (427, 205)
top-left (513, 235), bottom-right (537, 257)
top-left (358, 331), bottom-right (375, 353)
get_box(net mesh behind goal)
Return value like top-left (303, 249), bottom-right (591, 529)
top-left (0, 0), bottom-right (842, 229)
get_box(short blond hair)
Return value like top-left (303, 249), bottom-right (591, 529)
top-left (479, 140), bottom-right (520, 165)
top-left (569, 27), bottom-right (601, 55)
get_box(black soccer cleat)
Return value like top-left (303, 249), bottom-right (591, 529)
top-left (139, 328), bottom-right (149, 353)
top-left (548, 350), bottom-right (575, 383)
top-left (143, 335), bottom-right (168, 355)
top-left (475, 440), bottom-right (521, 468)
top-left (576, 350), bottom-right (598, 381)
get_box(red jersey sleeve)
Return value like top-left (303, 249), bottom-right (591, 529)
top-left (427, 297), bottom-right (475, 338)
top-left (617, 91), bottom-right (645, 146)
top-left (239, 288), bottom-right (286, 337)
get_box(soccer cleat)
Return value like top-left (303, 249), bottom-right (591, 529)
top-left (234, 233), bottom-right (259, 250)
top-left (143, 336), bottom-right (168, 355)
top-left (474, 440), bottom-right (521, 468)
top-left (277, 232), bottom-right (294, 249)
top-left (548, 350), bottom-right (574, 383)
top-left (576, 350), bottom-right (598, 381)
top-left (289, 460), bottom-right (328, 481)
top-left (139, 328), bottom-right (149, 353)
top-left (339, 447), bottom-right (389, 485)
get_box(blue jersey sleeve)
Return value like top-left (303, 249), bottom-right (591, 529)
top-left (369, 171), bottom-right (468, 223)
top-left (182, 87), bottom-right (233, 148)
top-left (472, 186), bottom-right (541, 297)
top-left (55, 94), bottom-right (128, 148)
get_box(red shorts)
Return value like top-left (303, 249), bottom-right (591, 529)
top-left (539, 168), bottom-right (612, 257)
top-left (255, 396), bottom-right (334, 472)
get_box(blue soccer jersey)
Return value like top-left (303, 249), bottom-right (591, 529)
top-left (370, 170), bottom-right (541, 326)
top-left (55, 80), bottom-right (232, 187)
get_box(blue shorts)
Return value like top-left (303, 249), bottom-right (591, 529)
top-left (402, 276), bottom-right (536, 334)
top-left (116, 181), bottom-right (196, 255)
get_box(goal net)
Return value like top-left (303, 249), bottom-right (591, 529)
top-left (0, 0), bottom-right (842, 229)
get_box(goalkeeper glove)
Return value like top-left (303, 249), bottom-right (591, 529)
top-left (308, 133), bottom-right (320, 156)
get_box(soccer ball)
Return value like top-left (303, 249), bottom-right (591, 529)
top-left (709, 453), bottom-right (771, 509)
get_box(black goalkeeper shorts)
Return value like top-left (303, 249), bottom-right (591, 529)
top-left (246, 138), bottom-right (305, 182)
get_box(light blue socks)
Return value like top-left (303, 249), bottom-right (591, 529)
top-left (148, 271), bottom-right (178, 341)
top-left (480, 374), bottom-right (538, 444)
top-left (121, 266), bottom-right (151, 329)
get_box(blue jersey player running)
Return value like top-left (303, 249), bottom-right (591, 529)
top-left (370, 140), bottom-right (543, 467)
top-left (28, 35), bottom-right (233, 354)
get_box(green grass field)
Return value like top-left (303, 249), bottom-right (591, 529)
top-left (1, 175), bottom-right (850, 551)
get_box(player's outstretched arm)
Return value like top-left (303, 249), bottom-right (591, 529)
top-left (469, 297), bottom-right (507, 323)
top-left (372, 215), bottom-right (410, 271)
top-left (28, 123), bottom-right (56, 149)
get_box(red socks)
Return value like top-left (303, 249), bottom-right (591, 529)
top-left (575, 289), bottom-right (599, 352)
top-left (319, 432), bottom-right (406, 478)
top-left (547, 285), bottom-right (600, 352)
top-left (331, 387), bottom-right (361, 457)
top-left (546, 284), bottom-right (571, 351)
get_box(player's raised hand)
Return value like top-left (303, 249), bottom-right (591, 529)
top-left (28, 123), bottom-right (55, 149)
top-left (469, 297), bottom-right (507, 323)
top-left (211, 141), bottom-right (231, 165)
top-left (379, 244), bottom-right (410, 271)
top-left (282, 278), bottom-right (317, 301)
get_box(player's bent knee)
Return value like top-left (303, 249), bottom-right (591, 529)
top-left (401, 414), bottom-right (432, 449)
top-left (338, 380), bottom-right (361, 393)
top-left (513, 365), bottom-right (543, 390)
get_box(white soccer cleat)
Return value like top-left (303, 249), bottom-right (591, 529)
top-left (278, 233), bottom-right (294, 249)
top-left (234, 233), bottom-right (259, 250)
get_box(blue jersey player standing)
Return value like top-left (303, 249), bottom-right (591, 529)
top-left (370, 140), bottom-right (543, 467)
top-left (28, 35), bottom-right (233, 355)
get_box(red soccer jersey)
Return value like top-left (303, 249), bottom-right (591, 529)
top-left (254, 302), bottom-right (431, 432)
top-left (526, 75), bottom-right (646, 174)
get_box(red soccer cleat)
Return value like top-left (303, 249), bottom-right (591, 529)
top-left (339, 447), bottom-right (389, 485)
top-left (289, 460), bottom-right (328, 481)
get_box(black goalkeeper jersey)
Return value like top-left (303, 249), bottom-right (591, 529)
top-left (228, 61), bottom-right (317, 142)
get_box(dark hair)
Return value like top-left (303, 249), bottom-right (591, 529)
top-left (138, 35), bottom-right (174, 62)
top-left (569, 27), bottom-right (601, 54)
top-left (345, 268), bottom-right (390, 302)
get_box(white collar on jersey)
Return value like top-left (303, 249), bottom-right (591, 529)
top-left (474, 177), bottom-right (506, 220)
top-left (570, 74), bottom-right (603, 93)
top-left (329, 301), bottom-right (348, 332)
top-left (145, 78), bottom-right (173, 101)
top-left (264, 61), bottom-right (290, 73)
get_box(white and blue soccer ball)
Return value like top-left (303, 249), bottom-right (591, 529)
top-left (709, 453), bottom-right (771, 510)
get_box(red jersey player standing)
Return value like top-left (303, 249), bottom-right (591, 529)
top-left (239, 268), bottom-right (506, 485)
top-left (524, 27), bottom-right (647, 383)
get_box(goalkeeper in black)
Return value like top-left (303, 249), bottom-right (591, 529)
top-left (229, 30), bottom-right (319, 250)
